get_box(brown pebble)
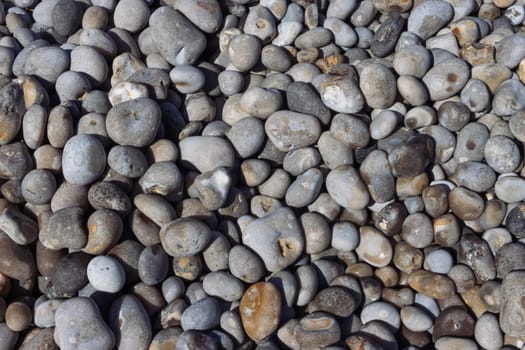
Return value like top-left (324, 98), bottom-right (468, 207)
top-left (0, 232), bottom-right (36, 280)
top-left (240, 282), bottom-right (282, 343)
top-left (408, 269), bottom-right (456, 299)
top-left (6, 301), bottom-right (32, 332)
top-left (433, 306), bottom-right (475, 341)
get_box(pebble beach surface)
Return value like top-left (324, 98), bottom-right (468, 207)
top-left (2, 0), bottom-right (525, 349)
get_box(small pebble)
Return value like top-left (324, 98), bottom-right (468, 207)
top-left (87, 255), bottom-right (126, 293)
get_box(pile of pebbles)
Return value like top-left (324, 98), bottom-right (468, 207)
top-left (3, 0), bottom-right (525, 349)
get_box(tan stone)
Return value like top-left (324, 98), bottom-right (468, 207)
top-left (460, 286), bottom-right (487, 318)
top-left (408, 269), bottom-right (456, 299)
top-left (240, 282), bottom-right (282, 343)
top-left (451, 19), bottom-right (480, 47)
top-left (493, 0), bottom-right (515, 8)
top-left (471, 64), bottom-right (512, 93)
top-left (460, 43), bottom-right (495, 67)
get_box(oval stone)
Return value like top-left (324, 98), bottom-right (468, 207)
top-left (240, 282), bottom-right (282, 343)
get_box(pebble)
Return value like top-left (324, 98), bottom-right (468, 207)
top-left (41, 207), bottom-right (86, 250)
top-left (458, 233), bottom-right (496, 283)
top-left (243, 207), bottom-right (304, 272)
top-left (307, 286), bottom-right (356, 317)
top-left (484, 135), bottom-right (521, 173)
top-left (87, 255), bottom-right (126, 293)
top-left (265, 110), bottom-right (321, 152)
top-left (62, 134), bottom-right (106, 186)
top-left (474, 312), bottom-right (503, 350)
top-left (495, 175), bottom-right (525, 203)
top-left (160, 218), bottom-right (211, 257)
top-left (180, 296), bottom-right (221, 331)
top-left (203, 271), bottom-right (245, 302)
top-left (228, 34), bottom-right (262, 72)
top-left (355, 226), bottom-right (393, 267)
top-left (319, 73), bottom-right (365, 114)
top-left (326, 166), bottom-right (370, 210)
top-left (408, 269), bottom-right (456, 299)
top-left (179, 136), bottom-right (235, 173)
top-left (422, 58), bottom-right (470, 101)
top-left (5, 301), bottom-right (31, 332)
top-left (240, 282), bottom-right (281, 343)
top-left (108, 294), bottom-right (152, 350)
top-left (407, 0), bottom-right (454, 39)
top-left (400, 305), bottom-right (433, 332)
top-left (295, 312), bottom-right (341, 349)
top-left (150, 6), bottom-right (206, 65)
top-left (360, 63), bottom-right (397, 109)
top-left (434, 337), bottom-right (479, 350)
top-left (55, 297), bottom-right (115, 350)
top-left (45, 252), bottom-right (90, 298)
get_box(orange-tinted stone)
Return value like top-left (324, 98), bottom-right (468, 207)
top-left (240, 282), bottom-right (282, 343)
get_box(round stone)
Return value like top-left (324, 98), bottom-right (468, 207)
top-left (87, 255), bottom-right (126, 293)
top-left (106, 97), bottom-right (161, 147)
top-left (160, 218), bottom-right (212, 258)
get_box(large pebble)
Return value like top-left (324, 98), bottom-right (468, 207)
top-left (108, 294), bottom-right (152, 350)
top-left (295, 312), bottom-right (341, 349)
top-left (0, 232), bottom-right (36, 280)
top-left (475, 312), bottom-right (503, 350)
top-left (173, 0), bottom-right (222, 34)
top-left (360, 63), bottom-right (397, 109)
top-left (106, 97), bottom-right (161, 147)
top-left (355, 226), bottom-right (393, 267)
top-left (422, 58), bottom-right (470, 101)
top-left (113, 0), bottom-right (150, 33)
top-left (501, 271), bottom-right (525, 336)
top-left (319, 74), bottom-right (365, 114)
top-left (243, 207), bottom-right (304, 272)
top-left (52, 0), bottom-right (83, 36)
top-left (240, 282), bottom-right (282, 343)
top-left (24, 46), bottom-right (69, 85)
top-left (408, 269), bottom-right (456, 299)
top-left (203, 272), bottom-right (245, 302)
top-left (495, 176), bottom-right (525, 203)
top-left (228, 245), bottom-right (265, 283)
top-left (149, 6), bottom-right (206, 65)
top-left (308, 286), bottom-right (356, 317)
top-left (407, 0), bottom-right (454, 40)
top-left (55, 297), bottom-right (115, 350)
top-left (265, 110), bottom-right (321, 152)
top-left (70, 45), bottom-right (109, 88)
top-left (181, 297), bottom-right (221, 331)
top-left (179, 136), bottom-right (235, 173)
top-left (62, 135), bottom-right (106, 186)
top-left (160, 218), bottom-right (211, 257)
top-left (41, 207), bottom-right (87, 250)
top-left (326, 166), bottom-right (370, 210)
